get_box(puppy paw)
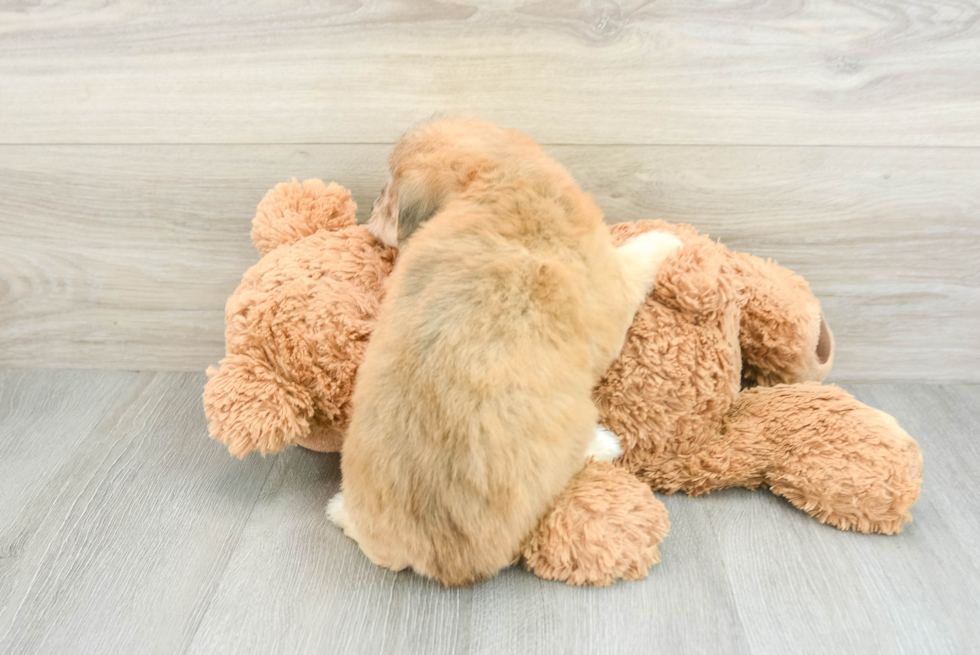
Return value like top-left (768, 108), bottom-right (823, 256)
top-left (585, 425), bottom-right (624, 462)
top-left (617, 230), bottom-right (684, 300)
top-left (328, 491), bottom-right (408, 572)
top-left (327, 492), bottom-right (350, 531)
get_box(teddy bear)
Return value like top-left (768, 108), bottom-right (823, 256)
top-left (204, 179), bottom-right (923, 586)
top-left (204, 179), bottom-right (397, 456)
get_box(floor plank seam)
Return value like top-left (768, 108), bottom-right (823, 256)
top-left (0, 373), bottom-right (157, 646)
top-left (0, 475), bottom-right (77, 645)
top-left (702, 504), bottom-right (757, 655)
top-left (180, 453), bottom-right (281, 655)
top-left (375, 570), bottom-right (399, 655)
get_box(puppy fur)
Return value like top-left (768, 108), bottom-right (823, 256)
top-left (332, 118), bottom-right (680, 586)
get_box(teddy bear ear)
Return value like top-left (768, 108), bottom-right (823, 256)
top-left (250, 179), bottom-right (358, 255)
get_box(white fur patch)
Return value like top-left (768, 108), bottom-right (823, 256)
top-left (586, 425), bottom-right (624, 462)
top-left (327, 492), bottom-right (349, 530)
top-left (617, 230), bottom-right (684, 297)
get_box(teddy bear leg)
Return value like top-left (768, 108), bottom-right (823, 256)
top-left (726, 383), bottom-right (923, 534)
top-left (294, 418), bottom-right (346, 453)
top-left (522, 461), bottom-right (670, 586)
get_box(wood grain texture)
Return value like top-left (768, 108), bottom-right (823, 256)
top-left (1, 144), bottom-right (977, 380)
top-left (1, 372), bottom-right (978, 654)
top-left (0, 371), bottom-right (277, 654)
top-left (697, 383), bottom-right (980, 655)
top-left (854, 384), bottom-right (980, 578)
top-left (467, 498), bottom-right (751, 655)
top-left (0, 370), bottom-right (143, 627)
top-left (185, 448), bottom-right (474, 655)
top-left (1, 1), bottom-right (979, 146)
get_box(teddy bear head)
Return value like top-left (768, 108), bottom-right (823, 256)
top-left (597, 220), bottom-right (836, 476)
top-left (604, 220), bottom-right (833, 398)
top-left (204, 180), bottom-right (396, 457)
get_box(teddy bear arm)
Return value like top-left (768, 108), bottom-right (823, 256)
top-left (621, 418), bottom-right (770, 498)
top-left (724, 383), bottom-right (922, 534)
top-left (203, 354), bottom-right (317, 457)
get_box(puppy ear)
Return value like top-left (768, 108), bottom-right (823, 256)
top-left (397, 178), bottom-right (443, 242)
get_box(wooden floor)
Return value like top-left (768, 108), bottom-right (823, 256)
top-left (0, 370), bottom-right (976, 655)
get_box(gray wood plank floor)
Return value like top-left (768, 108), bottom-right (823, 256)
top-left (0, 371), bottom-right (976, 654)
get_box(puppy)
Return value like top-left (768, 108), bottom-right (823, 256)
top-left (329, 118), bottom-right (681, 586)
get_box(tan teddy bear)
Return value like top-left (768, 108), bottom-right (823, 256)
top-left (204, 179), bottom-right (922, 586)
top-left (204, 179), bottom-right (396, 456)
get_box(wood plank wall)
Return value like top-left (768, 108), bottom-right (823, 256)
top-left (1, 2), bottom-right (978, 380)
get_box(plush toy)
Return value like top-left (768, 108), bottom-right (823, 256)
top-left (204, 179), bottom-right (922, 586)
top-left (204, 179), bottom-right (396, 456)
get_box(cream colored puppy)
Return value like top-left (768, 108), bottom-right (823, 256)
top-left (329, 118), bottom-right (680, 586)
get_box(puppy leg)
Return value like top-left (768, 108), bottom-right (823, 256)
top-left (327, 492), bottom-right (409, 572)
top-left (616, 230), bottom-right (684, 309)
top-left (327, 492), bottom-right (354, 534)
top-left (585, 424), bottom-right (624, 462)
top-left (327, 492), bottom-right (372, 558)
